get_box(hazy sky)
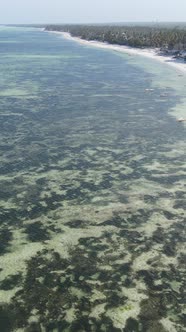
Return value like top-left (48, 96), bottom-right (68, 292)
top-left (1, 0), bottom-right (186, 24)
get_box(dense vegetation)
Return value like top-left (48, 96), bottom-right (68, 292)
top-left (45, 24), bottom-right (186, 51)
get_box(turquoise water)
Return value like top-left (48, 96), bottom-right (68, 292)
top-left (0, 27), bottom-right (185, 332)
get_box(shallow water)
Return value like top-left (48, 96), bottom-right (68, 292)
top-left (0, 27), bottom-right (185, 332)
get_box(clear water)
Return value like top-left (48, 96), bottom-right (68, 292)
top-left (0, 27), bottom-right (185, 332)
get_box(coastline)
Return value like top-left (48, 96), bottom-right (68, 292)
top-left (47, 31), bottom-right (186, 75)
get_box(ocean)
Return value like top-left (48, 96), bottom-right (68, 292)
top-left (0, 26), bottom-right (185, 332)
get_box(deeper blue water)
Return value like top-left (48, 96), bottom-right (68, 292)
top-left (0, 27), bottom-right (185, 332)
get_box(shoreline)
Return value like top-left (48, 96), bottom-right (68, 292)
top-left (47, 30), bottom-right (186, 75)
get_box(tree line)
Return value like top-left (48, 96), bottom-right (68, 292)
top-left (45, 24), bottom-right (186, 51)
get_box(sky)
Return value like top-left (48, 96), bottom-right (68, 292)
top-left (1, 0), bottom-right (186, 24)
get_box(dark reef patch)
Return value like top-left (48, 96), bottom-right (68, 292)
top-left (65, 219), bottom-right (87, 228)
top-left (0, 303), bottom-right (15, 332)
top-left (24, 221), bottom-right (50, 242)
top-left (0, 228), bottom-right (13, 255)
top-left (25, 322), bottom-right (42, 332)
top-left (124, 317), bottom-right (140, 332)
top-left (0, 273), bottom-right (22, 290)
top-left (139, 296), bottom-right (165, 321)
top-left (152, 227), bottom-right (165, 244)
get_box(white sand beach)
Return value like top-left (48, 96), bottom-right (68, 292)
top-left (49, 31), bottom-right (186, 75)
